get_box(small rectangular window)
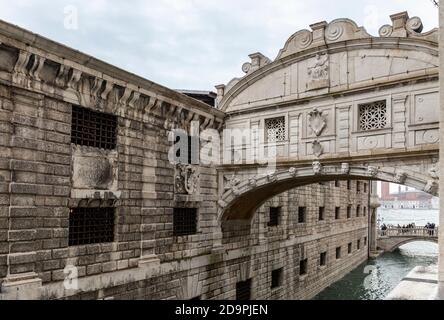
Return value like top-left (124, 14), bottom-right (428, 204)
top-left (336, 247), bottom-right (342, 259)
top-left (271, 268), bottom-right (283, 288)
top-left (320, 252), bottom-right (327, 267)
top-left (298, 207), bottom-right (306, 223)
top-left (335, 180), bottom-right (340, 188)
top-left (318, 207), bottom-right (325, 221)
top-left (347, 206), bottom-right (352, 219)
top-left (347, 180), bottom-right (351, 190)
top-left (335, 207), bottom-right (341, 220)
top-left (173, 208), bottom-right (197, 236)
top-left (357, 181), bottom-right (361, 193)
top-left (69, 207), bottom-right (115, 246)
top-left (364, 237), bottom-right (368, 246)
top-left (71, 105), bottom-right (117, 150)
top-left (357, 239), bottom-right (361, 250)
top-left (300, 259), bottom-right (308, 275)
top-left (236, 279), bottom-right (252, 301)
top-left (356, 205), bottom-right (361, 217)
top-left (363, 207), bottom-right (367, 217)
top-left (364, 183), bottom-right (368, 193)
top-left (348, 243), bottom-right (352, 254)
top-left (268, 207), bottom-right (280, 227)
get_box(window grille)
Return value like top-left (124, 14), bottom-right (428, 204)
top-left (300, 259), bottom-right (308, 275)
top-left (265, 117), bottom-right (286, 142)
top-left (298, 207), bottom-right (306, 223)
top-left (173, 208), bottom-right (197, 236)
top-left (271, 268), bottom-right (283, 288)
top-left (268, 207), bottom-right (280, 227)
top-left (359, 100), bottom-right (387, 131)
top-left (236, 279), bottom-right (252, 300)
top-left (69, 207), bottom-right (115, 246)
top-left (71, 105), bottom-right (117, 150)
top-left (320, 252), bottom-right (327, 266)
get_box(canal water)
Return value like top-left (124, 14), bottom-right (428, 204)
top-left (314, 209), bottom-right (439, 300)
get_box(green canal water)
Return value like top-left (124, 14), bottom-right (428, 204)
top-left (314, 209), bottom-right (439, 300)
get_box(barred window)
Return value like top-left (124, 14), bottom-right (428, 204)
top-left (271, 268), bottom-right (283, 288)
top-left (359, 100), bottom-right (387, 131)
top-left (71, 105), bottom-right (117, 149)
top-left (300, 259), bottom-right (308, 275)
top-left (268, 207), bottom-right (280, 227)
top-left (265, 117), bottom-right (286, 143)
top-left (236, 279), bottom-right (252, 300)
top-left (320, 252), bottom-right (327, 267)
top-left (69, 207), bottom-right (115, 246)
top-left (173, 208), bottom-right (197, 236)
top-left (298, 207), bottom-right (306, 224)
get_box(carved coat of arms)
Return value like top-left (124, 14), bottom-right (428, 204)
top-left (308, 108), bottom-right (327, 137)
top-left (175, 164), bottom-right (199, 194)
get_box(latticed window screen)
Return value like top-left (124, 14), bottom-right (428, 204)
top-left (236, 279), bottom-right (252, 300)
top-left (69, 207), bottom-right (115, 246)
top-left (173, 208), bottom-right (197, 236)
top-left (358, 100), bottom-right (387, 131)
top-left (71, 105), bottom-right (117, 149)
top-left (265, 117), bottom-right (286, 142)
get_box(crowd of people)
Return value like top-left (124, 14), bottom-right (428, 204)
top-left (380, 222), bottom-right (437, 236)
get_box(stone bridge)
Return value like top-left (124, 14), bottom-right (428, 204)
top-left (215, 12), bottom-right (440, 222)
top-left (377, 227), bottom-right (438, 252)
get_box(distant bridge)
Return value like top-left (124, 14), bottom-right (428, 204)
top-left (378, 227), bottom-right (438, 252)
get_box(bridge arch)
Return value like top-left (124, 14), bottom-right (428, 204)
top-left (378, 238), bottom-right (438, 253)
top-left (218, 163), bottom-right (438, 221)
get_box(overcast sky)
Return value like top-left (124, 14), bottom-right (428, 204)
top-left (0, 0), bottom-right (438, 91)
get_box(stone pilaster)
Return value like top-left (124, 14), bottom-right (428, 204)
top-left (337, 105), bottom-right (351, 154)
top-left (392, 94), bottom-right (408, 149)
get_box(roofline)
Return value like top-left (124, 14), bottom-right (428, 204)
top-left (0, 19), bottom-right (225, 119)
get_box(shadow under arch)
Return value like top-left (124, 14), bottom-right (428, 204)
top-left (385, 238), bottom-right (438, 253)
top-left (218, 164), bottom-right (438, 221)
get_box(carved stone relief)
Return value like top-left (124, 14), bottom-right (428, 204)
top-left (175, 164), bottom-right (200, 195)
top-left (307, 53), bottom-right (329, 90)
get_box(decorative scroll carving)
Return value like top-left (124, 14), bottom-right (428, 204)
top-left (267, 172), bottom-right (277, 183)
top-left (367, 166), bottom-right (379, 177)
top-left (406, 16), bottom-right (424, 34)
top-left (249, 177), bottom-right (257, 187)
top-left (424, 180), bottom-right (438, 195)
top-left (175, 164), bottom-right (200, 195)
top-left (308, 108), bottom-right (326, 137)
top-left (224, 174), bottom-right (241, 191)
top-left (393, 171), bottom-right (407, 184)
top-left (429, 164), bottom-right (440, 180)
top-left (341, 163), bottom-right (350, 175)
top-left (379, 25), bottom-right (393, 37)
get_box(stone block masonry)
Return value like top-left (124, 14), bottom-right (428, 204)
top-left (0, 13), bottom-right (421, 300)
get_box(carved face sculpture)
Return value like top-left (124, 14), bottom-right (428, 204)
top-left (313, 161), bottom-right (322, 175)
top-left (341, 163), bottom-right (350, 175)
top-left (394, 171), bottom-right (407, 184)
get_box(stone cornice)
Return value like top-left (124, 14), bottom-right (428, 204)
top-left (0, 19), bottom-right (225, 129)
